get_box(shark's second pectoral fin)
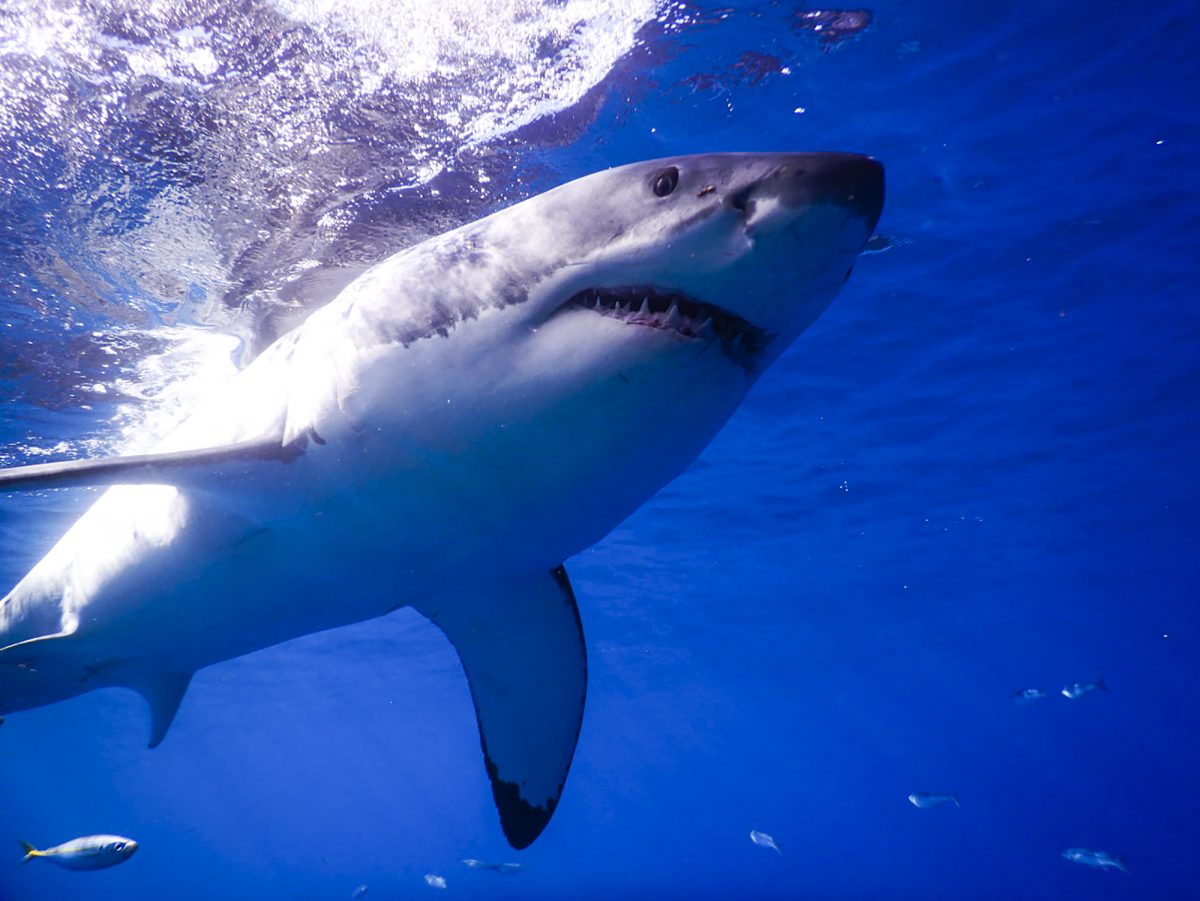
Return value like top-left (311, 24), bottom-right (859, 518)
top-left (417, 565), bottom-right (587, 850)
top-left (127, 670), bottom-right (194, 749)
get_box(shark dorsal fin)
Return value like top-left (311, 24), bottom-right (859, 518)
top-left (417, 565), bottom-right (587, 849)
top-left (0, 437), bottom-right (302, 493)
top-left (128, 670), bottom-right (194, 749)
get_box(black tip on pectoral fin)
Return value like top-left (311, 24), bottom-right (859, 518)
top-left (417, 564), bottom-right (587, 850)
top-left (486, 758), bottom-right (560, 850)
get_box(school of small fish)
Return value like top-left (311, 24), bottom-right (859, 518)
top-left (11, 681), bottom-right (1126, 883)
top-left (886, 675), bottom-right (1128, 877)
top-left (6, 622), bottom-right (1120, 883)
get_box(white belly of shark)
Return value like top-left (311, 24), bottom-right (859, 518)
top-left (0, 152), bottom-right (883, 849)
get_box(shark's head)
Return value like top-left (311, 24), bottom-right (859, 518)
top-left (502, 151), bottom-right (883, 376)
top-left (311, 152), bottom-right (883, 564)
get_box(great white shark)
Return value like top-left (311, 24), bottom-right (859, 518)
top-left (0, 152), bottom-right (883, 848)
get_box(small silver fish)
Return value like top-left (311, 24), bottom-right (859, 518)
top-left (1062, 847), bottom-right (1129, 873)
top-left (907, 792), bottom-right (960, 809)
top-left (462, 858), bottom-right (522, 873)
top-left (749, 830), bottom-right (780, 853)
top-left (1061, 678), bottom-right (1109, 699)
top-left (20, 835), bottom-right (137, 871)
top-left (1011, 687), bottom-right (1050, 704)
top-left (424, 874), bottom-right (447, 890)
top-left (352, 886), bottom-right (369, 899)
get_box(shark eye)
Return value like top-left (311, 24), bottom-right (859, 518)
top-left (651, 167), bottom-right (679, 198)
top-left (114, 843), bottom-right (125, 851)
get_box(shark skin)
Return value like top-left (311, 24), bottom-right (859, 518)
top-left (0, 152), bottom-right (883, 848)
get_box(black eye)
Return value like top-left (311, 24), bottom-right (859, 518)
top-left (651, 167), bottom-right (679, 197)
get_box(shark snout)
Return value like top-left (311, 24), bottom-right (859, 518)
top-left (728, 153), bottom-right (885, 234)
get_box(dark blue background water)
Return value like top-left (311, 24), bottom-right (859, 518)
top-left (1, 1), bottom-right (1197, 898)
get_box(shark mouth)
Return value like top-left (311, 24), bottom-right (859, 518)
top-left (566, 286), bottom-right (768, 367)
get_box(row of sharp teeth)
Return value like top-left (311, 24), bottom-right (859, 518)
top-left (570, 287), bottom-right (767, 363)
top-left (587, 294), bottom-right (715, 337)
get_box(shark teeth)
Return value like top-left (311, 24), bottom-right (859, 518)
top-left (565, 286), bottom-right (768, 367)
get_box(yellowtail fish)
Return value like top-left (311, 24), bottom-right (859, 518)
top-left (20, 835), bottom-right (137, 870)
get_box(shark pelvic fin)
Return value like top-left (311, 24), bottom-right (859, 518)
top-left (129, 670), bottom-right (194, 749)
top-left (417, 565), bottom-right (587, 850)
top-left (0, 436), bottom-right (303, 493)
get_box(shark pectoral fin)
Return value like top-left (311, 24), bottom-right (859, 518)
top-left (0, 436), bottom-right (300, 493)
top-left (0, 629), bottom-right (77, 660)
top-left (128, 670), bottom-right (194, 749)
top-left (418, 565), bottom-right (587, 850)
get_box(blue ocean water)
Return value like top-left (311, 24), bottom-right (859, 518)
top-left (0, 0), bottom-right (1197, 898)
